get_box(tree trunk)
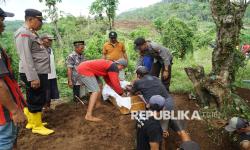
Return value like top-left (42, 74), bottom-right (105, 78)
top-left (108, 16), bottom-right (112, 30)
top-left (111, 18), bottom-right (115, 30)
top-left (185, 0), bottom-right (248, 108)
top-left (53, 21), bottom-right (63, 47)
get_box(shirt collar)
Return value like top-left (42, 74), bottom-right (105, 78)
top-left (73, 51), bottom-right (82, 56)
top-left (23, 24), bottom-right (38, 35)
top-left (108, 41), bottom-right (119, 45)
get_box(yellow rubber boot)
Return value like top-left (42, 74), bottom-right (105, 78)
top-left (23, 107), bottom-right (33, 129)
top-left (24, 108), bottom-right (48, 129)
top-left (30, 112), bottom-right (54, 136)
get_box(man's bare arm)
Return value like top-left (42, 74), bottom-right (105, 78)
top-left (123, 52), bottom-right (128, 60)
top-left (149, 142), bottom-right (160, 150)
top-left (0, 79), bottom-right (18, 113)
top-left (0, 79), bottom-right (26, 126)
top-left (67, 68), bottom-right (73, 88)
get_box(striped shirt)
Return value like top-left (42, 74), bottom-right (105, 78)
top-left (66, 51), bottom-right (86, 85)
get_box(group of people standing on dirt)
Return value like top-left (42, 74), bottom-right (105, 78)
top-left (0, 8), bottom-right (61, 150)
top-left (0, 9), bottom-right (191, 150)
top-left (0, 7), bottom-right (248, 150)
top-left (0, 7), bottom-right (195, 150)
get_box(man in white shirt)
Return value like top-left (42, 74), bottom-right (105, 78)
top-left (41, 34), bottom-right (60, 109)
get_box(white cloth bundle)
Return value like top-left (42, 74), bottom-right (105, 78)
top-left (102, 81), bottom-right (131, 109)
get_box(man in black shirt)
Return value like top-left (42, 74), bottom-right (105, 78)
top-left (131, 66), bottom-right (174, 111)
top-left (136, 95), bottom-right (165, 150)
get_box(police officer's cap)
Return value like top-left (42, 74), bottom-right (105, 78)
top-left (0, 8), bottom-right (14, 18)
top-left (73, 41), bottom-right (85, 46)
top-left (109, 31), bottom-right (117, 38)
top-left (25, 9), bottom-right (43, 19)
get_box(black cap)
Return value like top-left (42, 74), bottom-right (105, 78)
top-left (0, 8), bottom-right (14, 18)
top-left (25, 9), bottom-right (43, 19)
top-left (73, 41), bottom-right (85, 46)
top-left (109, 31), bottom-right (117, 38)
top-left (134, 37), bottom-right (146, 50)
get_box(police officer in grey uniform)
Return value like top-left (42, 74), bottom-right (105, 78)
top-left (15, 9), bottom-right (54, 136)
top-left (134, 37), bottom-right (173, 91)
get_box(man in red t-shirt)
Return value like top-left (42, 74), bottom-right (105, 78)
top-left (77, 58), bottom-right (127, 122)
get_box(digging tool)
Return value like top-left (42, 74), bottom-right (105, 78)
top-left (75, 95), bottom-right (86, 106)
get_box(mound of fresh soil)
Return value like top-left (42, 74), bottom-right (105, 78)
top-left (236, 87), bottom-right (250, 106)
top-left (17, 102), bottom-right (135, 150)
top-left (16, 94), bottom-right (236, 150)
top-left (166, 94), bottom-right (236, 150)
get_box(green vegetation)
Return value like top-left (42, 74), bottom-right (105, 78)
top-left (159, 17), bottom-right (194, 59)
top-left (90, 0), bottom-right (119, 29)
top-left (117, 2), bottom-right (212, 22)
top-left (1, 1), bottom-right (250, 98)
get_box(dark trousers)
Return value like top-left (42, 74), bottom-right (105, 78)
top-left (73, 85), bottom-right (80, 101)
top-left (150, 61), bottom-right (172, 91)
top-left (46, 78), bottom-right (60, 107)
top-left (20, 73), bottom-right (48, 113)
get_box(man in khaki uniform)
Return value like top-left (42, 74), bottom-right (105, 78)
top-left (15, 9), bottom-right (54, 136)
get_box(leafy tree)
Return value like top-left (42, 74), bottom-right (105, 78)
top-left (162, 17), bottom-right (194, 59)
top-left (90, 0), bottom-right (119, 30)
top-left (129, 27), bottom-right (150, 39)
top-left (185, 0), bottom-right (250, 118)
top-left (153, 17), bottom-right (165, 36)
top-left (39, 0), bottom-right (63, 46)
top-left (84, 33), bottom-right (106, 60)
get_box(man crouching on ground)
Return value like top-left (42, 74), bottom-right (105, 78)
top-left (77, 59), bottom-right (127, 122)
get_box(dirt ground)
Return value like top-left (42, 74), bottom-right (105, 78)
top-left (236, 87), bottom-right (250, 106)
top-left (16, 93), bottom-right (243, 150)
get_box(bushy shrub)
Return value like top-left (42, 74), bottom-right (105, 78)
top-left (162, 17), bottom-right (194, 59)
top-left (129, 27), bottom-right (150, 39)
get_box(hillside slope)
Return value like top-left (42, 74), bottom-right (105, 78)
top-left (117, 1), bottom-right (250, 23)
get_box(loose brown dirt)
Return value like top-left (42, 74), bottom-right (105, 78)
top-left (16, 94), bottom-right (238, 150)
top-left (236, 87), bottom-right (250, 106)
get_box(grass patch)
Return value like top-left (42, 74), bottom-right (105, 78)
top-left (170, 47), bottom-right (212, 93)
top-left (235, 60), bottom-right (250, 89)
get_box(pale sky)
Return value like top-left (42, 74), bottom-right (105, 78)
top-left (0, 0), bottom-right (161, 21)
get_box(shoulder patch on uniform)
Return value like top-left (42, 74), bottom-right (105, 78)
top-left (20, 34), bottom-right (30, 38)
